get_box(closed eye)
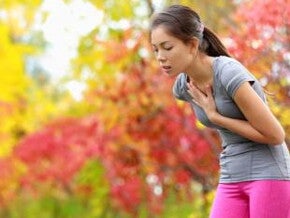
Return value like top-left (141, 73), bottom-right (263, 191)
top-left (164, 46), bottom-right (173, 51)
top-left (151, 45), bottom-right (173, 54)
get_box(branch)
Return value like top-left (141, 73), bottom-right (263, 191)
top-left (145, 0), bottom-right (154, 17)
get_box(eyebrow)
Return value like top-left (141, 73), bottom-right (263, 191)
top-left (151, 41), bottom-right (171, 47)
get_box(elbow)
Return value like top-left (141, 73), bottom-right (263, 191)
top-left (268, 129), bottom-right (285, 146)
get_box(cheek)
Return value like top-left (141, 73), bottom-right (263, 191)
top-left (175, 53), bottom-right (191, 68)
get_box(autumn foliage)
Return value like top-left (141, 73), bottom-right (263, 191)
top-left (227, 0), bottom-right (290, 144)
top-left (0, 0), bottom-right (289, 217)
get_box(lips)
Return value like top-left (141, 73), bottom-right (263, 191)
top-left (161, 65), bottom-right (172, 73)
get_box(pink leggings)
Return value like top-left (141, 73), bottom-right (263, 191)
top-left (210, 180), bottom-right (290, 218)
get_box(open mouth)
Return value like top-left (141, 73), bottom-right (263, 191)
top-left (161, 66), bottom-right (172, 73)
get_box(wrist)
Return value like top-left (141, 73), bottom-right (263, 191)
top-left (207, 111), bottom-right (221, 124)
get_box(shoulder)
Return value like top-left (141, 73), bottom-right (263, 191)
top-left (173, 73), bottom-right (187, 91)
top-left (214, 56), bottom-right (249, 76)
top-left (214, 56), bottom-right (257, 98)
top-left (214, 56), bottom-right (255, 83)
top-left (172, 73), bottom-right (192, 101)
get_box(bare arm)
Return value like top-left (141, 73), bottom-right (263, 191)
top-left (187, 82), bottom-right (285, 145)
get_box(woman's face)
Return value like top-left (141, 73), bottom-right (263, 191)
top-left (151, 25), bottom-right (195, 77)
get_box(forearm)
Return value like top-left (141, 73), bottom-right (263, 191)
top-left (210, 113), bottom-right (284, 145)
top-left (186, 81), bottom-right (285, 145)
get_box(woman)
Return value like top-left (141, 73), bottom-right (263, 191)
top-left (149, 4), bottom-right (290, 218)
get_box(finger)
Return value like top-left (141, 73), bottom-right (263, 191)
top-left (187, 86), bottom-right (200, 101)
top-left (190, 80), bottom-right (195, 87)
top-left (191, 98), bottom-right (200, 106)
top-left (186, 89), bottom-right (195, 99)
top-left (187, 90), bottom-right (200, 106)
top-left (205, 85), bottom-right (213, 97)
top-left (187, 82), bottom-right (200, 95)
top-left (186, 83), bottom-right (195, 96)
top-left (186, 82), bottom-right (194, 90)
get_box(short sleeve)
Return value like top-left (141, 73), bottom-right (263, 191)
top-left (172, 73), bottom-right (192, 102)
top-left (220, 62), bottom-right (255, 98)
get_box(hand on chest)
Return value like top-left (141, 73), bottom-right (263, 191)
top-left (191, 87), bottom-right (246, 128)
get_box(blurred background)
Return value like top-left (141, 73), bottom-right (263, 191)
top-left (0, 0), bottom-right (289, 217)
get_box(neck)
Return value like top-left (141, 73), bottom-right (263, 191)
top-left (186, 54), bottom-right (215, 86)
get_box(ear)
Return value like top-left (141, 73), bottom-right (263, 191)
top-left (188, 37), bottom-right (199, 54)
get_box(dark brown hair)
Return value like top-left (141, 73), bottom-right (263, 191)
top-left (149, 5), bottom-right (231, 57)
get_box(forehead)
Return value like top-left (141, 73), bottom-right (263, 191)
top-left (151, 25), bottom-right (179, 46)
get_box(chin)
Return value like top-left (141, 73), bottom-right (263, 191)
top-left (167, 70), bottom-right (179, 77)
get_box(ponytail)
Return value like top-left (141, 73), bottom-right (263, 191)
top-left (201, 26), bottom-right (231, 57)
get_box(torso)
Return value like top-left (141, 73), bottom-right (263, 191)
top-left (173, 56), bottom-right (290, 183)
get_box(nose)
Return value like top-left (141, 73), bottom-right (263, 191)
top-left (157, 51), bottom-right (166, 63)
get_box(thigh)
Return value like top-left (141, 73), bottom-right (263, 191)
top-left (249, 180), bottom-right (290, 218)
top-left (210, 183), bottom-right (249, 218)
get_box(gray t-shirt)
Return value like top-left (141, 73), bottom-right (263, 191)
top-left (173, 55), bottom-right (290, 183)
